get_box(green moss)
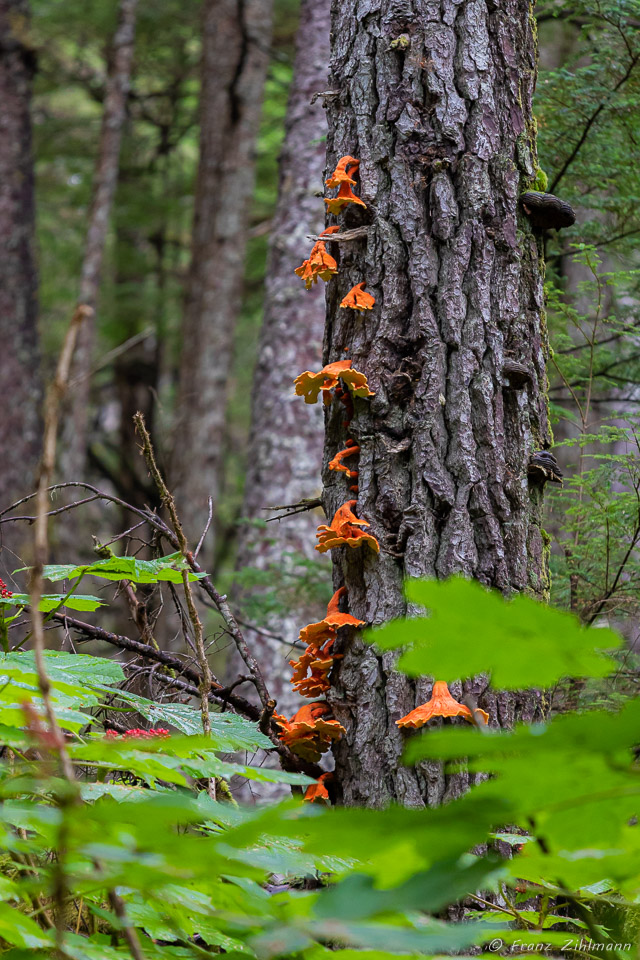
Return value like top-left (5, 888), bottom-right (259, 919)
top-left (390, 34), bottom-right (410, 50)
top-left (531, 166), bottom-right (548, 192)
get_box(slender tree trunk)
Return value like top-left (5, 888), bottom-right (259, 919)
top-left (235, 0), bottom-right (330, 716)
top-left (0, 0), bottom-right (42, 573)
top-left (62, 0), bottom-right (138, 482)
top-left (324, 0), bottom-right (551, 807)
top-left (171, 0), bottom-right (273, 555)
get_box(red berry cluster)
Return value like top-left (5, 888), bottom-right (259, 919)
top-left (105, 727), bottom-right (170, 740)
top-left (0, 578), bottom-right (13, 599)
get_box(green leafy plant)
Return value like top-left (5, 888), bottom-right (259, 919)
top-left (0, 574), bottom-right (638, 958)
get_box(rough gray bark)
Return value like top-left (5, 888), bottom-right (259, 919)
top-left (62, 0), bottom-right (139, 481)
top-left (323, 0), bottom-right (551, 807)
top-left (171, 0), bottom-right (273, 554)
top-left (0, 0), bottom-right (42, 574)
top-left (235, 0), bottom-right (331, 717)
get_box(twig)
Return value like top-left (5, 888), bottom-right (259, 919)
top-left (108, 891), bottom-right (145, 960)
top-left (264, 497), bottom-right (323, 522)
top-left (28, 303), bottom-right (147, 960)
top-left (194, 496), bottom-right (214, 559)
top-left (0, 494), bottom-right (103, 524)
top-left (69, 327), bottom-right (154, 386)
top-left (48, 613), bottom-right (265, 717)
top-left (102, 519), bottom-right (147, 547)
top-left (5, 475), bottom-right (276, 720)
top-left (235, 617), bottom-right (304, 651)
top-left (259, 699), bottom-right (277, 736)
top-left (29, 304), bottom-right (90, 783)
top-left (49, 616), bottom-right (316, 773)
top-left (133, 413), bottom-right (214, 756)
top-left (194, 570), bottom-right (272, 711)
top-left (307, 226), bottom-right (369, 243)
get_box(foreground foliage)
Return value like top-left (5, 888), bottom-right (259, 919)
top-left (0, 570), bottom-right (637, 958)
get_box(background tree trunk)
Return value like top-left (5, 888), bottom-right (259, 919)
top-left (62, 0), bottom-right (139, 482)
top-left (324, 0), bottom-right (551, 807)
top-left (234, 0), bottom-right (331, 717)
top-left (0, 0), bottom-right (42, 575)
top-left (171, 0), bottom-right (273, 556)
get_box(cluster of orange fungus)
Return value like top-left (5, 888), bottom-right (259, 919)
top-left (290, 647), bottom-right (336, 698)
top-left (326, 156), bottom-right (359, 188)
top-left (274, 702), bottom-right (346, 763)
top-left (282, 152), bottom-right (379, 792)
top-left (396, 682), bottom-right (490, 729)
top-left (329, 443), bottom-right (360, 478)
top-left (304, 771), bottom-right (333, 803)
top-left (294, 243), bottom-right (337, 290)
top-left (325, 156), bottom-right (366, 214)
top-left (294, 227), bottom-right (341, 291)
top-left (291, 588), bottom-right (363, 698)
top-left (340, 282), bottom-right (375, 311)
top-left (316, 500), bottom-right (380, 554)
top-left (294, 360), bottom-right (374, 406)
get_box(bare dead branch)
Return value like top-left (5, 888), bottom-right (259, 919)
top-left (263, 497), bottom-right (323, 522)
top-left (306, 226), bottom-right (369, 243)
top-left (194, 496), bottom-right (214, 559)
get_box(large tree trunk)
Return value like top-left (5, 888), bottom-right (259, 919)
top-left (62, 0), bottom-right (138, 482)
top-left (171, 0), bottom-right (273, 555)
top-left (0, 0), bottom-right (42, 573)
top-left (324, 0), bottom-right (551, 807)
top-left (235, 0), bottom-right (331, 716)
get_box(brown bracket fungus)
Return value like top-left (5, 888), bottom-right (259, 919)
top-left (528, 450), bottom-right (564, 485)
top-left (521, 191), bottom-right (576, 230)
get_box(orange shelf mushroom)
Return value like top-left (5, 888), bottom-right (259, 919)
top-left (304, 771), bottom-right (333, 803)
top-left (299, 586), bottom-right (364, 648)
top-left (326, 156), bottom-right (360, 188)
top-left (329, 444), bottom-right (360, 477)
top-left (338, 366), bottom-right (375, 399)
top-left (294, 243), bottom-right (337, 290)
top-left (396, 682), bottom-right (489, 729)
top-left (294, 360), bottom-right (374, 405)
top-left (325, 181), bottom-right (367, 215)
top-left (340, 282), bottom-right (375, 311)
top-left (274, 702), bottom-right (346, 763)
top-left (316, 500), bottom-right (380, 554)
top-left (294, 227), bottom-right (341, 290)
top-left (291, 653), bottom-right (335, 698)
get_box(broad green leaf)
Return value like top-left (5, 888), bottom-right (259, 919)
top-left (0, 593), bottom-right (105, 611)
top-left (301, 918), bottom-right (491, 955)
top-left (0, 902), bottom-right (53, 948)
top-left (478, 910), bottom-right (586, 929)
top-left (0, 875), bottom-right (19, 902)
top-left (405, 701), bottom-right (640, 854)
top-left (37, 650), bottom-right (125, 686)
top-left (304, 952), bottom-right (426, 960)
top-left (218, 794), bottom-right (513, 886)
top-left (405, 698), bottom-right (640, 765)
top-left (80, 782), bottom-right (150, 802)
top-left (315, 856), bottom-right (505, 920)
top-left (41, 552), bottom-right (206, 584)
top-left (70, 736), bottom-right (311, 787)
top-left (367, 576), bottom-right (620, 688)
